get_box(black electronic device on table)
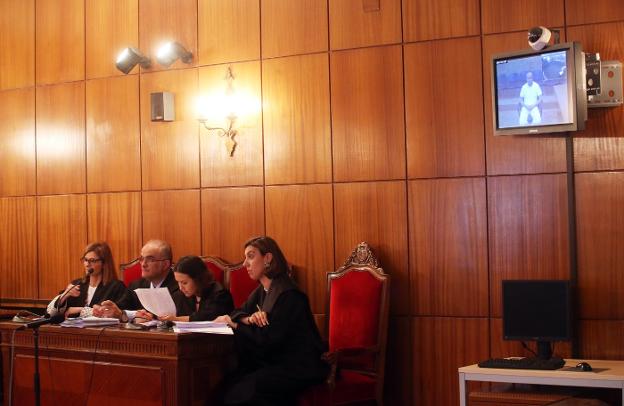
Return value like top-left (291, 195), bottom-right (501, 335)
top-left (479, 280), bottom-right (572, 371)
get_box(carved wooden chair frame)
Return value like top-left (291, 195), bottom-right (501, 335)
top-left (324, 241), bottom-right (390, 405)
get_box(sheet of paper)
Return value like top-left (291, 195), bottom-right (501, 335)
top-left (134, 287), bottom-right (176, 317)
top-left (173, 321), bottom-right (228, 329)
top-left (172, 326), bottom-right (233, 335)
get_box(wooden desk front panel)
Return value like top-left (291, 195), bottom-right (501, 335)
top-left (1, 323), bottom-right (235, 406)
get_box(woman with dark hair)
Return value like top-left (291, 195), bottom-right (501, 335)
top-left (46, 241), bottom-right (127, 318)
top-left (156, 255), bottom-right (233, 322)
top-left (214, 236), bottom-right (328, 405)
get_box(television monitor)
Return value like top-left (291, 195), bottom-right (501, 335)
top-left (492, 42), bottom-right (587, 135)
top-left (502, 280), bottom-right (572, 360)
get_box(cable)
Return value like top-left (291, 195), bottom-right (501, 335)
top-left (8, 328), bottom-right (18, 406)
top-left (521, 341), bottom-right (538, 357)
top-left (84, 326), bottom-right (108, 406)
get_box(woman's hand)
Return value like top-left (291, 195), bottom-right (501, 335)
top-left (59, 283), bottom-right (80, 305)
top-left (248, 310), bottom-right (269, 327)
top-left (213, 315), bottom-right (237, 329)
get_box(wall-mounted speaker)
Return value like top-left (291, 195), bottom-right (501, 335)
top-left (150, 92), bottom-right (175, 121)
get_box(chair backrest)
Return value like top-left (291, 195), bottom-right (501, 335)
top-left (224, 261), bottom-right (259, 308)
top-left (327, 242), bottom-right (390, 400)
top-left (200, 256), bottom-right (228, 285)
top-left (120, 258), bottom-right (142, 287)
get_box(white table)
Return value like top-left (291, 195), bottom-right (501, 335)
top-left (458, 359), bottom-right (624, 406)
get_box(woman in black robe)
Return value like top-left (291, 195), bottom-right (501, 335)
top-left (158, 255), bottom-right (234, 322)
top-left (215, 236), bottom-right (328, 405)
top-left (46, 241), bottom-right (127, 318)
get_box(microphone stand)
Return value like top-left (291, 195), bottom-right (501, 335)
top-left (33, 326), bottom-right (41, 406)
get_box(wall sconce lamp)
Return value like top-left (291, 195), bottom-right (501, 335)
top-left (197, 68), bottom-right (238, 156)
top-left (156, 41), bottom-right (193, 67)
top-left (115, 47), bottom-right (151, 74)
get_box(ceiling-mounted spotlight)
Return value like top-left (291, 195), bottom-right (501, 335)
top-left (115, 47), bottom-right (151, 74)
top-left (156, 41), bottom-right (193, 67)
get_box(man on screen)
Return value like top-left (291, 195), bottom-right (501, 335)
top-left (518, 71), bottom-right (543, 125)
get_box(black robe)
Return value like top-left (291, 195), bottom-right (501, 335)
top-left (224, 274), bottom-right (328, 405)
top-left (52, 278), bottom-right (128, 317)
top-left (116, 271), bottom-right (179, 310)
top-left (172, 282), bottom-right (234, 321)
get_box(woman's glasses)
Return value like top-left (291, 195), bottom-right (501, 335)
top-left (81, 257), bottom-right (102, 264)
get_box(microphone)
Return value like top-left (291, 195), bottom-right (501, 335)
top-left (82, 268), bottom-right (94, 283)
top-left (17, 314), bottom-right (65, 330)
top-left (56, 269), bottom-right (94, 310)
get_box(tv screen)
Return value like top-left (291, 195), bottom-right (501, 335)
top-left (492, 42), bottom-right (586, 135)
top-left (503, 280), bottom-right (571, 343)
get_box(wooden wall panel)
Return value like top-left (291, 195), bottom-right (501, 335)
top-left (140, 69), bottom-right (199, 190)
top-left (86, 75), bottom-right (141, 192)
top-left (86, 0), bottom-right (139, 79)
top-left (35, 0), bottom-right (84, 84)
top-left (139, 0), bottom-right (197, 72)
top-left (199, 62), bottom-right (263, 187)
top-left (36, 82), bottom-right (86, 195)
top-left (574, 139), bottom-right (624, 173)
top-left (0, 197), bottom-right (37, 300)
top-left (570, 22), bottom-right (624, 172)
top-left (566, 0), bottom-right (624, 26)
top-left (482, 32), bottom-right (568, 175)
top-left (334, 181), bottom-right (408, 315)
top-left (481, 0), bottom-right (564, 34)
top-left (329, 0), bottom-right (401, 50)
top-left (403, 0), bottom-right (480, 42)
top-left (488, 174), bottom-right (570, 317)
top-left (405, 37), bottom-right (485, 179)
top-left (409, 178), bottom-right (488, 317)
top-left (0, 0), bottom-right (34, 90)
top-left (412, 317), bottom-right (489, 406)
top-left (87, 192), bottom-right (142, 266)
top-left (261, 0), bottom-right (328, 58)
top-left (263, 54), bottom-right (331, 185)
top-left (579, 320), bottom-right (624, 360)
top-left (385, 316), bottom-right (412, 406)
top-left (266, 184), bottom-right (333, 314)
top-left (198, 0), bottom-right (259, 65)
top-left (37, 194), bottom-right (87, 299)
top-left (0, 88), bottom-right (35, 197)
top-left (489, 318), bottom-right (573, 360)
top-left (201, 187), bottom-right (265, 263)
top-left (576, 172), bottom-right (624, 319)
top-left (331, 45), bottom-right (405, 182)
top-left (142, 190), bottom-right (200, 261)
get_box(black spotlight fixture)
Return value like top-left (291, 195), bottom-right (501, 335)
top-left (115, 47), bottom-right (151, 74)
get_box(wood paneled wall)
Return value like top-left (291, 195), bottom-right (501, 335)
top-left (1, 0), bottom-right (624, 404)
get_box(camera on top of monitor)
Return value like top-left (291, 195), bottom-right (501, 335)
top-left (528, 26), bottom-right (552, 51)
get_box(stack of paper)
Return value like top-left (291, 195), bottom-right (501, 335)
top-left (61, 316), bottom-right (120, 328)
top-left (172, 321), bottom-right (232, 335)
top-left (134, 288), bottom-right (176, 317)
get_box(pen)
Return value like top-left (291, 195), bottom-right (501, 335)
top-left (256, 304), bottom-right (269, 325)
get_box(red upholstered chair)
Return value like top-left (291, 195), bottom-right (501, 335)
top-left (224, 261), bottom-right (259, 308)
top-left (200, 256), bottom-right (228, 285)
top-left (120, 258), bottom-right (142, 287)
top-left (299, 242), bottom-right (390, 406)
